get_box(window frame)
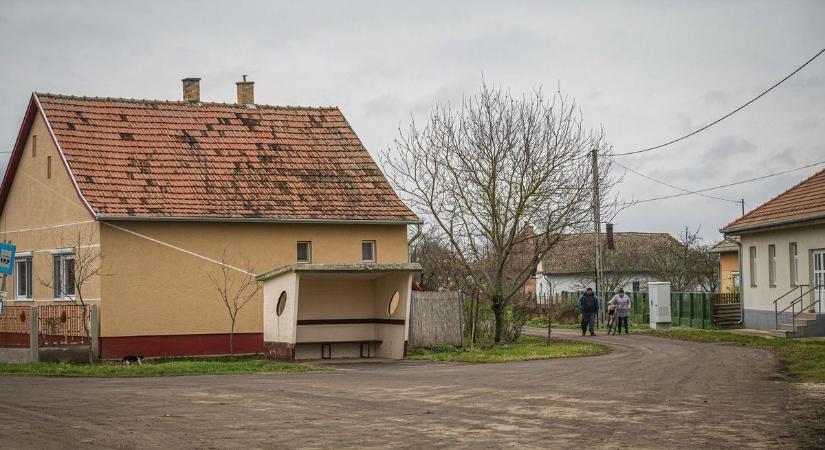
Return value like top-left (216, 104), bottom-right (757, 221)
top-left (52, 251), bottom-right (76, 300)
top-left (768, 244), bottom-right (776, 288)
top-left (789, 242), bottom-right (798, 287)
top-left (47, 155), bottom-right (52, 179)
top-left (731, 271), bottom-right (741, 289)
top-left (361, 240), bottom-right (376, 262)
top-left (749, 246), bottom-right (757, 287)
top-left (14, 254), bottom-right (33, 301)
top-left (32, 134), bottom-right (37, 158)
top-left (296, 241), bottom-right (312, 264)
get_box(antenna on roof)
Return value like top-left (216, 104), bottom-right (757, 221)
top-left (242, 74), bottom-right (248, 82)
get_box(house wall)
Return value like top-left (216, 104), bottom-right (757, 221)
top-left (0, 111), bottom-right (100, 306)
top-left (739, 224), bottom-right (825, 330)
top-left (543, 273), bottom-right (658, 295)
top-left (98, 221), bottom-right (409, 357)
top-left (719, 251), bottom-right (740, 293)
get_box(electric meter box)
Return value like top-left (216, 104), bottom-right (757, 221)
top-left (648, 282), bottom-right (672, 330)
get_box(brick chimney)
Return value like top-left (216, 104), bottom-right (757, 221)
top-left (182, 78), bottom-right (201, 102)
top-left (236, 75), bottom-right (254, 105)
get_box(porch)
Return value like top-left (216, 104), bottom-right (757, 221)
top-left (256, 263), bottom-right (420, 361)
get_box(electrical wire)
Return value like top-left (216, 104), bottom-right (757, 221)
top-left (619, 158), bottom-right (825, 205)
top-left (614, 161), bottom-right (741, 204)
top-left (614, 47), bottom-right (825, 157)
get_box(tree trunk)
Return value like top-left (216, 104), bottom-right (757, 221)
top-left (492, 295), bottom-right (504, 344)
top-left (229, 321), bottom-right (235, 355)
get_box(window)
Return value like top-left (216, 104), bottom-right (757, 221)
top-left (32, 135), bottom-right (37, 157)
top-left (53, 253), bottom-right (76, 299)
top-left (361, 240), bottom-right (376, 262)
top-left (14, 255), bottom-right (32, 300)
top-left (768, 244), bottom-right (776, 287)
top-left (789, 242), bottom-right (798, 287)
top-left (47, 156), bottom-right (52, 179)
top-left (276, 291), bottom-right (287, 317)
top-left (732, 271), bottom-right (741, 289)
top-left (632, 281), bottom-right (641, 292)
top-left (296, 241), bottom-right (311, 263)
top-left (749, 246), bottom-right (757, 287)
top-left (387, 290), bottom-right (400, 316)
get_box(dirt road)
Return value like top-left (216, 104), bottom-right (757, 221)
top-left (0, 329), bottom-right (819, 449)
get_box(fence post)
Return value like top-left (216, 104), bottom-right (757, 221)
top-left (90, 304), bottom-right (100, 360)
top-left (458, 291), bottom-right (464, 347)
top-left (29, 306), bottom-right (38, 363)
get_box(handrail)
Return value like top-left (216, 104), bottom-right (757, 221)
top-left (775, 284), bottom-right (820, 333)
top-left (773, 284), bottom-right (808, 304)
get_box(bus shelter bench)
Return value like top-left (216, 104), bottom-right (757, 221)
top-left (298, 340), bottom-right (382, 359)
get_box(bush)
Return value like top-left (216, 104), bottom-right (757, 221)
top-left (463, 296), bottom-right (532, 344)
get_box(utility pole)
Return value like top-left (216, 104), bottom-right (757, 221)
top-left (740, 198), bottom-right (745, 216)
top-left (591, 149), bottom-right (603, 326)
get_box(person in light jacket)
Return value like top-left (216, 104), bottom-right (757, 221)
top-left (609, 288), bottom-right (632, 334)
top-left (578, 288), bottom-right (600, 336)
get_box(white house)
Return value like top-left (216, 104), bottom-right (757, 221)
top-left (535, 232), bottom-right (678, 302)
top-left (721, 169), bottom-right (825, 337)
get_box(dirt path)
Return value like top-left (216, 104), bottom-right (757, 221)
top-left (0, 329), bottom-right (815, 449)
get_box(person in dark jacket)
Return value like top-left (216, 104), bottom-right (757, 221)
top-left (578, 288), bottom-right (600, 336)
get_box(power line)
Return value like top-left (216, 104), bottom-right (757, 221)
top-left (619, 158), bottom-right (825, 205)
top-left (614, 47), bottom-right (825, 157)
top-left (614, 160), bottom-right (741, 204)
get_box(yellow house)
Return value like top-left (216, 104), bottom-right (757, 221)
top-left (0, 78), bottom-right (420, 360)
top-left (709, 238), bottom-right (740, 293)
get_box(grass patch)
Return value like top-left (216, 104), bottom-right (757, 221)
top-left (641, 328), bottom-right (825, 383)
top-left (0, 354), bottom-right (324, 377)
top-left (406, 336), bottom-right (608, 363)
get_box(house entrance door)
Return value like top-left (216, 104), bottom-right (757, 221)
top-left (813, 250), bottom-right (825, 314)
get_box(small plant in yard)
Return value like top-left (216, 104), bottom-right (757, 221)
top-left (643, 328), bottom-right (825, 383)
top-left (407, 336), bottom-right (608, 363)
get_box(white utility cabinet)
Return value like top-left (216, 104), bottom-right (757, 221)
top-left (648, 282), bottom-right (672, 330)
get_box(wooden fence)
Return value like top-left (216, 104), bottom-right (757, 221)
top-left (409, 291), bottom-right (463, 348)
top-left (0, 304), bottom-right (97, 362)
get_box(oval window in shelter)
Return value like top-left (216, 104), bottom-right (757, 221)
top-left (276, 291), bottom-right (287, 317)
top-left (388, 290), bottom-right (400, 316)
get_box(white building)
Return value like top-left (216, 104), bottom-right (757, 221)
top-left (535, 232), bottom-right (678, 303)
top-left (722, 169), bottom-right (825, 337)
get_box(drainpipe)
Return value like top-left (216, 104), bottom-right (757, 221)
top-left (723, 235), bottom-right (744, 325)
top-left (407, 223), bottom-right (422, 263)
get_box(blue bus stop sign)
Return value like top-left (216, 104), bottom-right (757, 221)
top-left (0, 243), bottom-right (16, 276)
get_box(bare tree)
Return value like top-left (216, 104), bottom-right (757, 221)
top-left (649, 227), bottom-right (718, 292)
top-left (382, 81), bottom-right (616, 343)
top-left (38, 224), bottom-right (106, 363)
top-left (542, 296), bottom-right (579, 344)
top-left (207, 248), bottom-right (260, 355)
top-left (410, 228), bottom-right (465, 291)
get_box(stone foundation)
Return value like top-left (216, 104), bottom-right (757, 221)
top-left (264, 341), bottom-right (295, 361)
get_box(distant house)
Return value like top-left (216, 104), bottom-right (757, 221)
top-left (709, 237), bottom-right (740, 293)
top-left (0, 78), bottom-right (420, 360)
top-left (721, 169), bottom-right (825, 337)
top-left (536, 232), bottom-right (680, 299)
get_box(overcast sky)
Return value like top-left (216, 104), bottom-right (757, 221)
top-left (1, 0), bottom-right (823, 243)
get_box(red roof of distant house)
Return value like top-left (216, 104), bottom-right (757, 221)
top-left (0, 93), bottom-right (419, 223)
top-left (721, 169), bottom-right (825, 233)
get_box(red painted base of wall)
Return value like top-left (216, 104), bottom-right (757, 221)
top-left (100, 333), bottom-right (264, 359)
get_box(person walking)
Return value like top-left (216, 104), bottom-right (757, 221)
top-left (578, 288), bottom-right (600, 336)
top-left (609, 288), bottom-right (632, 334)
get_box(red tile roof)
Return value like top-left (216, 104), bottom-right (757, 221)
top-left (721, 169), bottom-right (825, 233)
top-left (2, 93), bottom-right (419, 223)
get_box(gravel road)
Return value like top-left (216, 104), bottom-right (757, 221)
top-left (0, 328), bottom-right (820, 449)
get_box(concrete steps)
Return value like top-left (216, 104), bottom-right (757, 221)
top-left (771, 312), bottom-right (825, 338)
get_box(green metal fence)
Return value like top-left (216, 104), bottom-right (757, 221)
top-left (561, 290), bottom-right (715, 329)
